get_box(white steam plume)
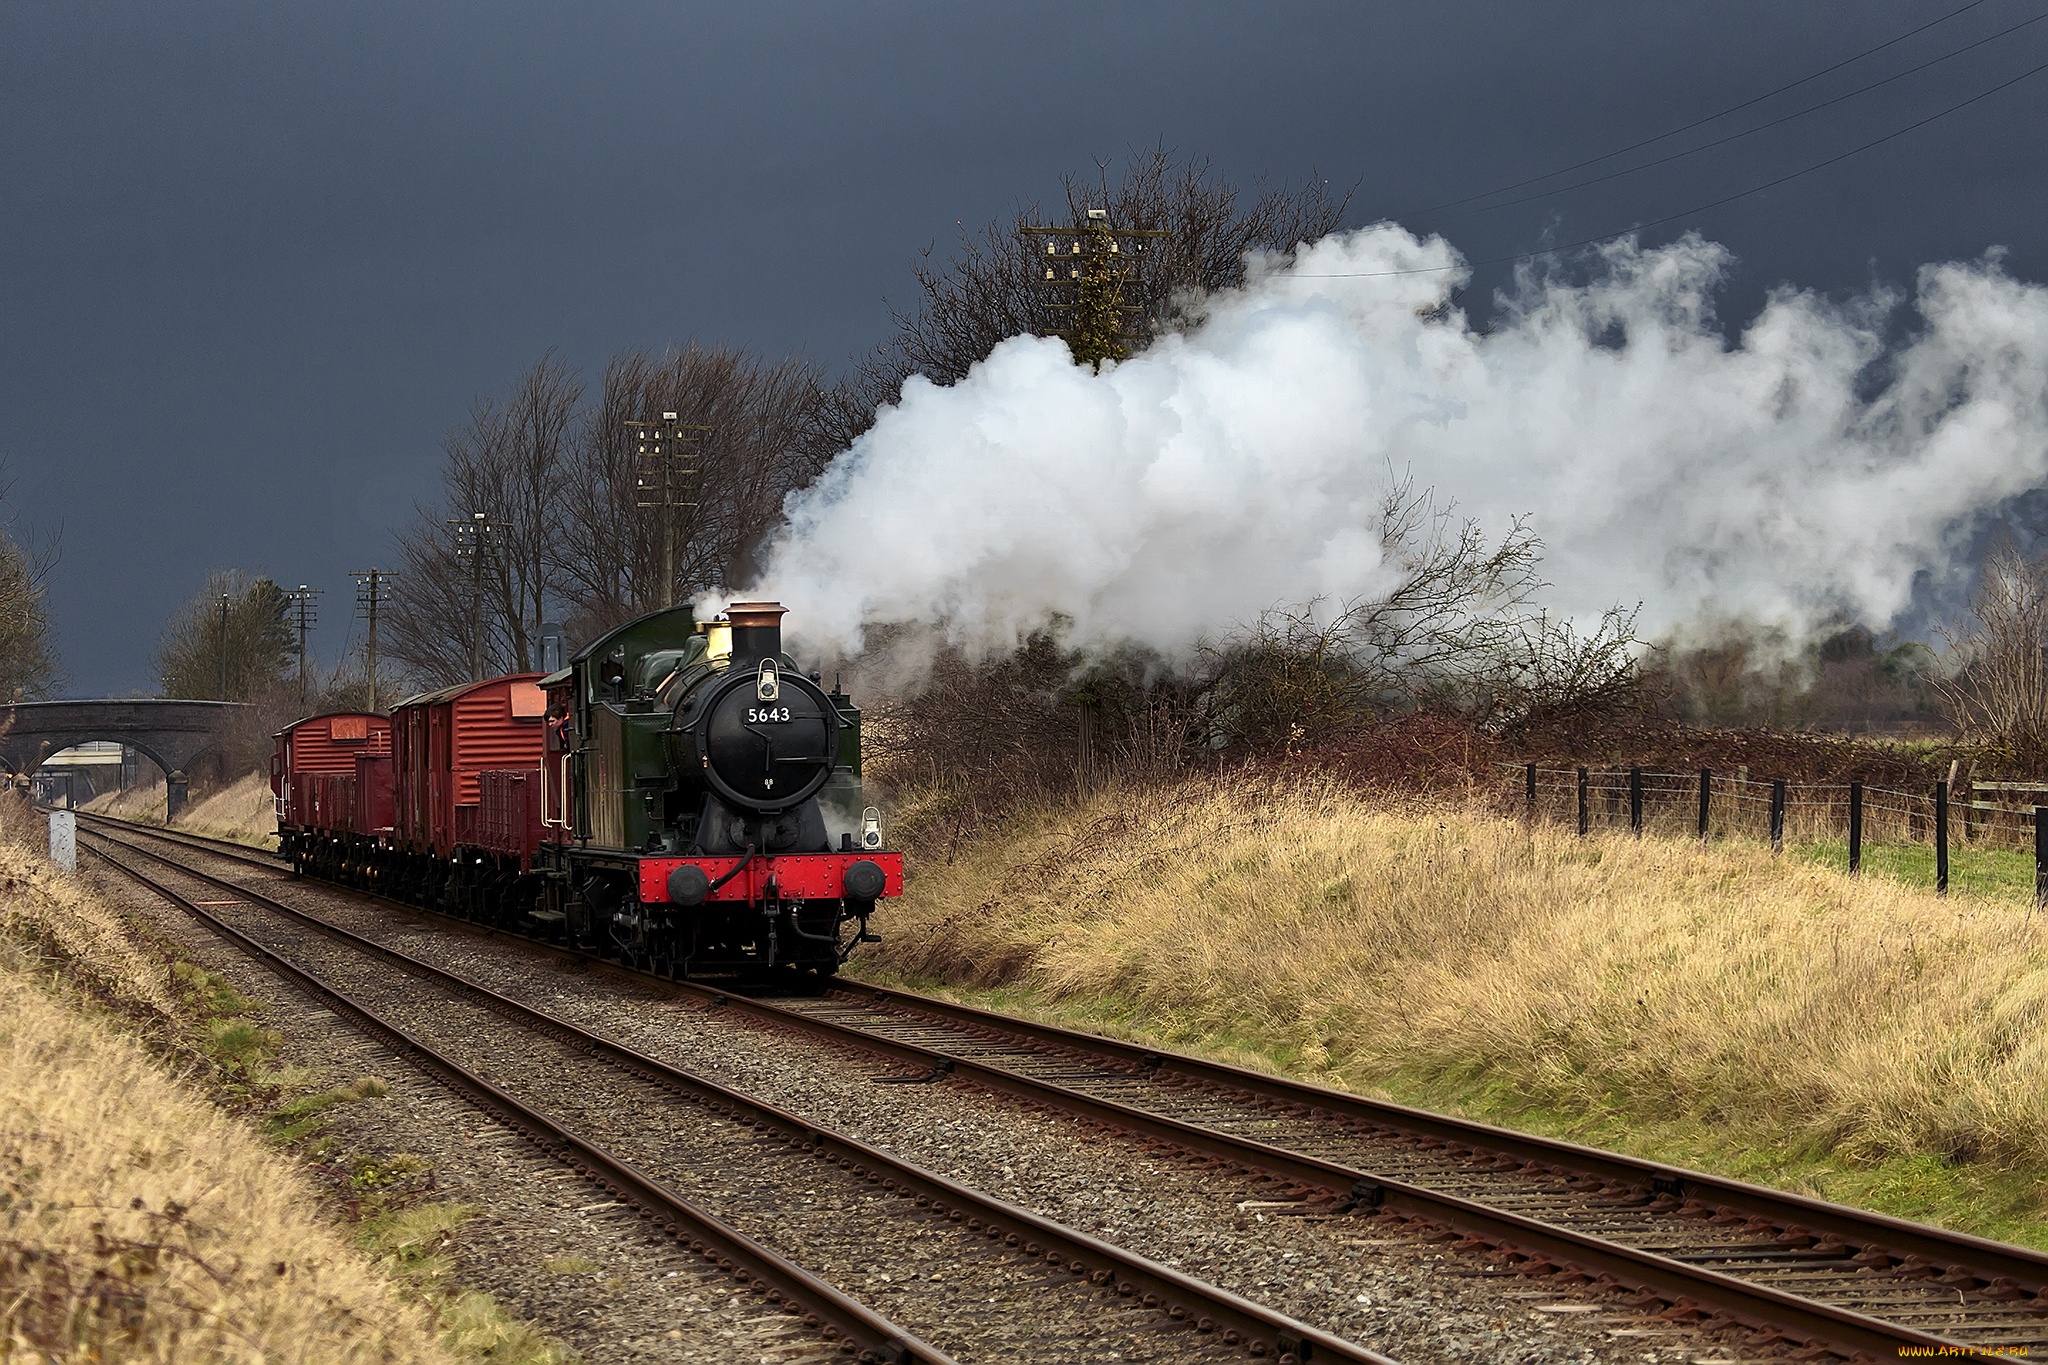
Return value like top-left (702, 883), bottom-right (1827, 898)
top-left (745, 226), bottom-right (2048, 663)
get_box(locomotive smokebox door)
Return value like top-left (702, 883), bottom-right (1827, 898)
top-left (694, 667), bottom-right (839, 812)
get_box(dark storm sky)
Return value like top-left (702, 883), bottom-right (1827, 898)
top-left (5, 1), bottom-right (2045, 697)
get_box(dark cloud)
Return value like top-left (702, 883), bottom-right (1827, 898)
top-left (5, 1), bottom-right (2043, 693)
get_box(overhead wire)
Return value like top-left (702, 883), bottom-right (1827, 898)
top-left (1292, 55), bottom-right (2048, 280)
top-left (1395, 0), bottom-right (1996, 219)
top-left (1425, 9), bottom-right (2048, 223)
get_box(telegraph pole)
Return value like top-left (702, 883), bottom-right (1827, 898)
top-left (217, 591), bottom-right (231, 701)
top-left (351, 569), bottom-right (397, 712)
top-left (1022, 208), bottom-right (1168, 370)
top-left (288, 585), bottom-right (323, 707)
top-left (448, 512), bottom-right (507, 680)
top-left (626, 412), bottom-right (710, 609)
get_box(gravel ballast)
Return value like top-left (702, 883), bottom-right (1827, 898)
top-left (111, 833), bottom-right (1791, 1365)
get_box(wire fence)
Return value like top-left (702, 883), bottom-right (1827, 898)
top-left (1502, 762), bottom-right (2048, 905)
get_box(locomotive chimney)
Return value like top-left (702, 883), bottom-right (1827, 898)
top-left (725, 601), bottom-right (787, 664)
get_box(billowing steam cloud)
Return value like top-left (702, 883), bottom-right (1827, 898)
top-left (747, 225), bottom-right (2048, 663)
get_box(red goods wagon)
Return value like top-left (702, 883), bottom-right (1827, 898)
top-left (270, 713), bottom-right (391, 833)
top-left (354, 753), bottom-right (393, 837)
top-left (391, 675), bottom-right (546, 860)
top-left (477, 769), bottom-right (542, 868)
top-left (389, 684), bottom-right (452, 851)
top-left (308, 771), bottom-right (356, 834)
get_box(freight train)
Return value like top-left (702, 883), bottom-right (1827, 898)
top-left (270, 601), bottom-right (901, 978)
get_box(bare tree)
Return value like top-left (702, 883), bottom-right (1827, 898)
top-left (384, 353), bottom-right (581, 683)
top-left (0, 462), bottom-right (60, 701)
top-left (0, 532), bottom-right (59, 703)
top-left (850, 146), bottom-right (1353, 418)
top-left (1936, 539), bottom-right (2048, 764)
top-left (553, 344), bottom-right (841, 641)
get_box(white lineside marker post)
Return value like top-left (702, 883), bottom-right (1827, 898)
top-left (49, 809), bottom-right (76, 873)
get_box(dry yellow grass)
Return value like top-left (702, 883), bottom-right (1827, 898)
top-left (0, 821), bottom-right (181, 1026)
top-left (0, 820), bottom-right (455, 1362)
top-left (863, 774), bottom-right (2048, 1190)
top-left (85, 769), bottom-right (279, 848)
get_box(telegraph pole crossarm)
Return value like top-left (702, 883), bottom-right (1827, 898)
top-left (217, 591), bottom-right (231, 701)
top-left (1022, 208), bottom-right (1169, 370)
top-left (448, 513), bottom-right (508, 682)
top-left (287, 585), bottom-right (324, 708)
top-left (351, 568), bottom-right (397, 712)
top-left (624, 411), bottom-right (712, 610)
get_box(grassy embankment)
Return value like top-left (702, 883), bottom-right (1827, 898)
top-left (85, 768), bottom-right (279, 848)
top-left (851, 772), bottom-right (2048, 1248)
top-left (0, 796), bottom-right (565, 1362)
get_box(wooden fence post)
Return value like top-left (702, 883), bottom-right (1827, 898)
top-left (1769, 780), bottom-right (1786, 854)
top-left (1935, 780), bottom-right (1949, 897)
top-left (1697, 768), bottom-right (1711, 843)
top-left (1848, 780), bottom-right (1863, 876)
top-left (1525, 763), bottom-right (1536, 822)
top-left (1076, 700), bottom-right (1097, 788)
top-left (1629, 768), bottom-right (1643, 836)
top-left (2035, 807), bottom-right (2046, 909)
top-left (1577, 767), bottom-right (1589, 837)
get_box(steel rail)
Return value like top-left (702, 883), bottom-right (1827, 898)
top-left (628, 1003), bottom-right (1973, 1360)
top-left (77, 836), bottom-right (953, 1365)
top-left (81, 814), bottom-right (2028, 1358)
top-left (834, 983), bottom-right (2048, 1295)
top-left (79, 823), bottom-right (1396, 1365)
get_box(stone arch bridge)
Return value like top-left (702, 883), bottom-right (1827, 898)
top-left (1, 699), bottom-right (252, 814)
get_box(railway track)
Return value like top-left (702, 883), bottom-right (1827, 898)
top-left (784, 990), bottom-right (2048, 1344)
top-left (75, 811), bottom-right (2048, 1361)
top-left (76, 819), bottom-right (1394, 1365)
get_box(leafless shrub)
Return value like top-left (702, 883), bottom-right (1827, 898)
top-left (1197, 478), bottom-right (1542, 750)
top-left (0, 462), bottom-right (60, 702)
top-left (1935, 539), bottom-right (2048, 766)
top-left (1482, 606), bottom-right (1645, 735)
top-left (865, 479), bottom-right (1586, 818)
top-left (861, 630), bottom-right (1083, 805)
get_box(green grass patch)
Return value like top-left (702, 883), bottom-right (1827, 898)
top-left (360, 1201), bottom-right (474, 1286)
top-left (267, 1089), bottom-right (354, 1144)
top-left (352, 1152), bottom-right (431, 1190)
top-left (542, 1254), bottom-right (599, 1275)
top-left (205, 1016), bottom-right (281, 1073)
top-left (360, 1204), bottom-right (578, 1364)
top-left (172, 959), bottom-right (263, 1017)
top-left (438, 1290), bottom-right (576, 1364)
top-left (1792, 837), bottom-right (2044, 904)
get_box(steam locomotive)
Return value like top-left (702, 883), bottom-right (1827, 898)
top-left (270, 601), bottom-right (901, 977)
